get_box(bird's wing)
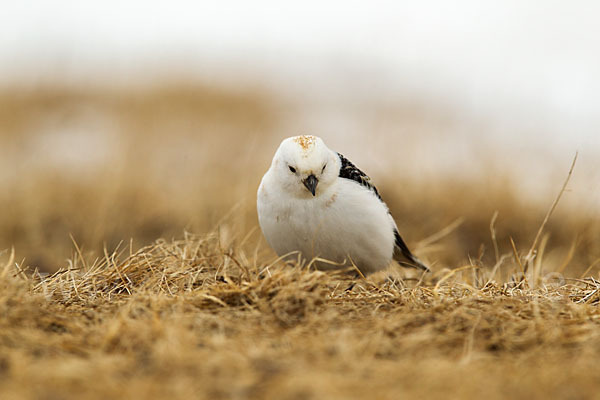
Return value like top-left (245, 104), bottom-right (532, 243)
top-left (337, 153), bottom-right (381, 200)
top-left (337, 152), bottom-right (429, 272)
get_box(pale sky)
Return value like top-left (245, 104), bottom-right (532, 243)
top-left (1, 1), bottom-right (599, 148)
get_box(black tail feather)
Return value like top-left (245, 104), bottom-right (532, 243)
top-left (393, 230), bottom-right (430, 272)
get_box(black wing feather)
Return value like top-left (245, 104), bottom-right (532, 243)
top-left (337, 152), bottom-right (429, 272)
top-left (337, 153), bottom-right (381, 200)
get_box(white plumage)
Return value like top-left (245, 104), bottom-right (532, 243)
top-left (257, 135), bottom-right (428, 275)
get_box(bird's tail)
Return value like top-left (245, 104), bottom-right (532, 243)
top-left (393, 230), bottom-right (430, 272)
top-left (397, 253), bottom-right (430, 272)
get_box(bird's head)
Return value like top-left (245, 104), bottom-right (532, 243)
top-left (271, 135), bottom-right (340, 197)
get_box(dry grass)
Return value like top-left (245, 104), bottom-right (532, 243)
top-left (1, 229), bottom-right (600, 400)
top-left (1, 85), bottom-right (600, 399)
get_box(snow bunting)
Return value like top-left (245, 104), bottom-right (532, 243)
top-left (257, 135), bottom-right (429, 275)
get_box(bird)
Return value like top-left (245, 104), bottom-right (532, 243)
top-left (257, 135), bottom-right (429, 275)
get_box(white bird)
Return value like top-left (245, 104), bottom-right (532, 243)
top-left (257, 135), bottom-right (429, 275)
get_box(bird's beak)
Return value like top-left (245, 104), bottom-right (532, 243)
top-left (303, 174), bottom-right (318, 196)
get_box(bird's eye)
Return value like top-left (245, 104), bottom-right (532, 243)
top-left (288, 166), bottom-right (296, 173)
top-left (321, 164), bottom-right (327, 173)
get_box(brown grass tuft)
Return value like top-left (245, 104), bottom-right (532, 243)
top-left (1, 228), bottom-right (600, 399)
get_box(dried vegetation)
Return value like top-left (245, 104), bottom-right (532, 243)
top-left (0, 86), bottom-right (599, 399)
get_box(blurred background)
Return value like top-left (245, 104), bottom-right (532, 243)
top-left (0, 1), bottom-right (598, 274)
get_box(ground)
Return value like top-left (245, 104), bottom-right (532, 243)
top-left (1, 231), bottom-right (600, 400)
